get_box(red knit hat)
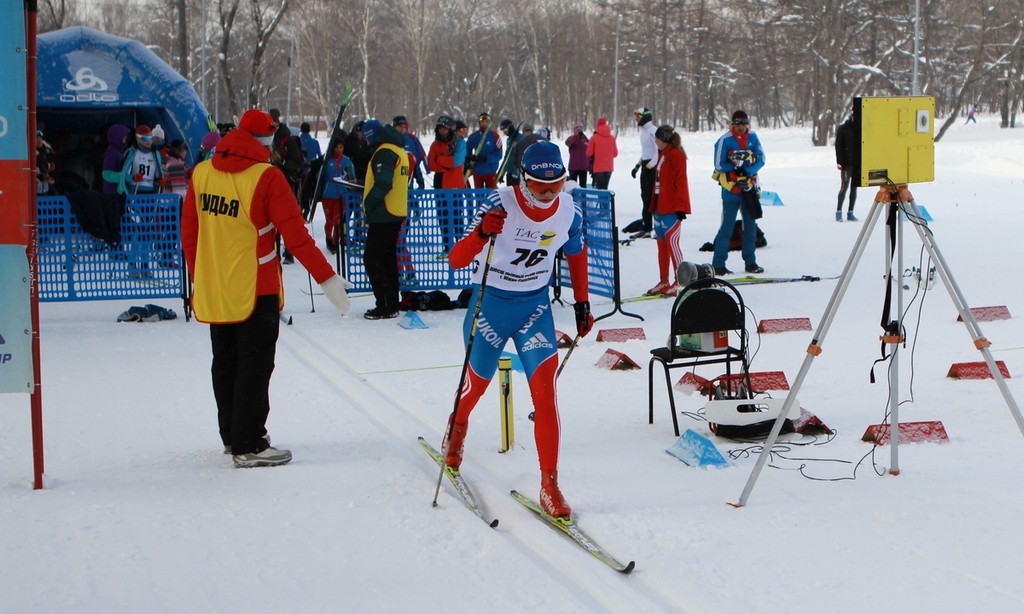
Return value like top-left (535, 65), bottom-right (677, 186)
top-left (238, 109), bottom-right (277, 146)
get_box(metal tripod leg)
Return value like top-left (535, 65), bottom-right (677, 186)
top-left (904, 199), bottom-right (1024, 435)
top-left (732, 193), bottom-right (1024, 507)
top-left (731, 197), bottom-right (888, 507)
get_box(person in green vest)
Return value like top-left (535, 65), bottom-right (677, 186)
top-left (360, 119), bottom-right (411, 320)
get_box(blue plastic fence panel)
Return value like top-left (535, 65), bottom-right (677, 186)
top-left (340, 188), bottom-right (492, 293)
top-left (37, 195), bottom-right (185, 301)
top-left (341, 187), bottom-right (617, 298)
top-left (562, 188), bottom-right (616, 300)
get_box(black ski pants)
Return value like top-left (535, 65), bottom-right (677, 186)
top-left (837, 168), bottom-right (858, 212)
top-left (640, 164), bottom-right (656, 231)
top-left (364, 220), bottom-right (403, 312)
top-left (210, 294), bottom-right (279, 455)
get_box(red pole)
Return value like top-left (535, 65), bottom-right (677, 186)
top-left (25, 0), bottom-right (44, 490)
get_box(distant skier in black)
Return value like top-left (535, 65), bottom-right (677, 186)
top-left (834, 114), bottom-right (859, 222)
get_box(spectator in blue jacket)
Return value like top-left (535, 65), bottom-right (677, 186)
top-left (465, 112), bottom-right (503, 188)
top-left (321, 138), bottom-right (356, 254)
top-left (299, 122), bottom-right (322, 164)
top-left (393, 115), bottom-right (428, 189)
top-left (711, 110), bottom-right (766, 275)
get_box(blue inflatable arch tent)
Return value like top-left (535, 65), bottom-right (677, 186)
top-left (36, 26), bottom-right (211, 192)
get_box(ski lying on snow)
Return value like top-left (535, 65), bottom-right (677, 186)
top-left (727, 274), bottom-right (833, 285)
top-left (622, 292), bottom-right (673, 303)
top-left (617, 230), bottom-right (651, 246)
top-left (510, 489), bottom-right (635, 574)
top-left (623, 274), bottom-right (836, 302)
top-left (419, 437), bottom-right (499, 528)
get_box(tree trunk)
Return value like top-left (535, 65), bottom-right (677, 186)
top-left (176, 0), bottom-right (189, 79)
top-left (217, 0), bottom-right (241, 121)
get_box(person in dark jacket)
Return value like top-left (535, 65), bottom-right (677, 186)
top-left (565, 122), bottom-right (589, 187)
top-left (36, 131), bottom-right (56, 195)
top-left (101, 124), bottom-right (131, 194)
top-left (496, 119), bottom-right (520, 183)
top-left (268, 109), bottom-right (305, 194)
top-left (834, 115), bottom-right (859, 222)
top-left (344, 121), bottom-right (371, 183)
top-left (393, 115), bottom-right (428, 189)
top-left (361, 120), bottom-right (411, 320)
top-left (504, 124), bottom-right (542, 186)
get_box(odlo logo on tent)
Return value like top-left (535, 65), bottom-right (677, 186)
top-left (60, 67), bottom-right (118, 103)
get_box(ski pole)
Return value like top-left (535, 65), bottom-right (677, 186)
top-left (556, 333), bottom-right (582, 379)
top-left (433, 234), bottom-right (497, 507)
top-left (307, 83), bottom-right (353, 224)
top-left (464, 125), bottom-right (490, 181)
top-left (529, 332), bottom-right (582, 423)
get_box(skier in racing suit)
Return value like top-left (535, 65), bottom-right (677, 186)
top-left (443, 141), bottom-right (594, 518)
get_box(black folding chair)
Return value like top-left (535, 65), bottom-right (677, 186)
top-left (648, 277), bottom-right (753, 436)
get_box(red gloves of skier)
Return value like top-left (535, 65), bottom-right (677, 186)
top-left (476, 208), bottom-right (508, 238)
top-left (573, 301), bottom-right (594, 337)
top-left (132, 173), bottom-right (143, 183)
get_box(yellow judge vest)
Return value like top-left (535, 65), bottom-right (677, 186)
top-left (190, 162), bottom-right (282, 323)
top-left (363, 142), bottom-right (410, 219)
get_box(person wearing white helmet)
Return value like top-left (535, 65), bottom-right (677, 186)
top-left (442, 140), bottom-right (594, 519)
top-left (118, 124), bottom-right (163, 194)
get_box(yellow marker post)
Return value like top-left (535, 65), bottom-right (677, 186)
top-left (498, 357), bottom-right (514, 452)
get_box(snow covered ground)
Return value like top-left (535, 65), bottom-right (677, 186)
top-left (3, 113), bottom-right (1024, 613)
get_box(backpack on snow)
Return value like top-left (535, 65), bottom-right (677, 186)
top-left (699, 221), bottom-right (768, 252)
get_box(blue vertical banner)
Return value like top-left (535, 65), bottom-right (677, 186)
top-left (0, 2), bottom-right (28, 161)
top-left (0, 245), bottom-right (33, 392)
top-left (0, 3), bottom-right (33, 393)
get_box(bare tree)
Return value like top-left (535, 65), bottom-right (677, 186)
top-left (933, 2), bottom-right (1023, 140)
top-left (56, 0), bottom-right (1024, 142)
top-left (216, 0), bottom-right (243, 120)
top-left (38, 0), bottom-right (81, 32)
top-left (246, 0), bottom-right (289, 108)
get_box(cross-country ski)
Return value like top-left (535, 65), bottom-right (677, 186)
top-left (419, 437), bottom-right (499, 528)
top-left (510, 490), bottom-right (635, 574)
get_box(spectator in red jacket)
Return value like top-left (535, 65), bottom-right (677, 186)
top-left (427, 115), bottom-right (464, 188)
top-left (645, 125), bottom-right (691, 296)
top-left (585, 117), bottom-right (618, 189)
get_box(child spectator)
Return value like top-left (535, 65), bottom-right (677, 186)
top-left (321, 139), bottom-right (356, 254)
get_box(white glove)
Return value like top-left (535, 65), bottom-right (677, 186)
top-left (320, 275), bottom-right (352, 314)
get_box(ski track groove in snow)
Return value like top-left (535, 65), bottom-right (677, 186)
top-left (278, 318), bottom-right (697, 612)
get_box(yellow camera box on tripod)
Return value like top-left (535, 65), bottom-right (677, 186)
top-left (854, 96), bottom-right (935, 187)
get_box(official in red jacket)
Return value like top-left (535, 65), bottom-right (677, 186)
top-left (181, 109), bottom-right (351, 468)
